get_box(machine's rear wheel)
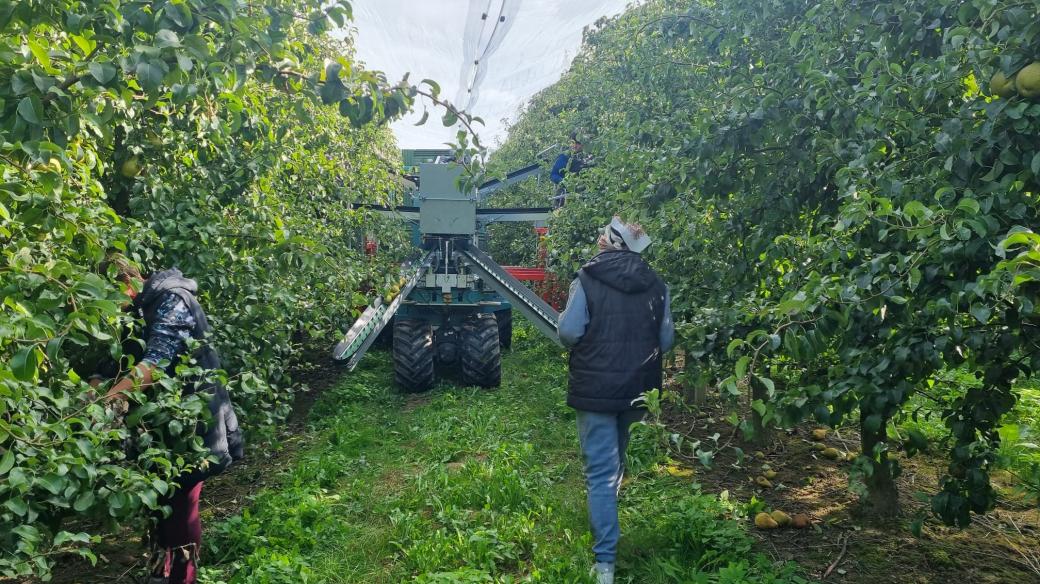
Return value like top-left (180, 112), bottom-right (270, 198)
top-left (496, 310), bottom-right (513, 350)
top-left (461, 314), bottom-right (501, 388)
top-left (393, 319), bottom-right (435, 392)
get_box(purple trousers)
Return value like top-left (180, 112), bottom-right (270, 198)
top-left (153, 481), bottom-right (203, 584)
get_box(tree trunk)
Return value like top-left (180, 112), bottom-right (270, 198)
top-left (691, 384), bottom-right (707, 406)
top-left (859, 413), bottom-right (900, 517)
top-left (750, 377), bottom-right (772, 447)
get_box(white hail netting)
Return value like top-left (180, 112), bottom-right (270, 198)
top-left (347, 0), bottom-right (631, 150)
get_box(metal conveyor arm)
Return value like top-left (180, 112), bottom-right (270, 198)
top-left (333, 251), bottom-right (434, 370)
top-left (459, 247), bottom-right (562, 346)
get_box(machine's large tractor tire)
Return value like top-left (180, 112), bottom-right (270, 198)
top-left (496, 309), bottom-right (513, 350)
top-left (393, 319), bottom-right (435, 392)
top-left (461, 313), bottom-right (502, 388)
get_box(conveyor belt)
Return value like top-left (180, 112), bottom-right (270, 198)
top-left (477, 163), bottom-right (544, 197)
top-left (332, 251), bottom-right (434, 370)
top-left (459, 247), bottom-right (562, 346)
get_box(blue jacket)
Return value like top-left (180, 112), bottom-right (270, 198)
top-left (550, 153), bottom-right (587, 184)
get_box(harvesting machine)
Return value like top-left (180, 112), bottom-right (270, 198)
top-left (332, 150), bottom-right (563, 392)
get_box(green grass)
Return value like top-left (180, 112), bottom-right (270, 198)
top-left (197, 325), bottom-right (808, 583)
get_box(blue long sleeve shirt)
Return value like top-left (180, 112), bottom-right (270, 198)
top-left (550, 153), bottom-right (569, 184)
top-left (557, 278), bottom-right (675, 351)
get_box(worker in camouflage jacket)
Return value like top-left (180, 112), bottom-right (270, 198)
top-left (91, 257), bottom-right (242, 584)
top-left (557, 217), bottom-right (674, 584)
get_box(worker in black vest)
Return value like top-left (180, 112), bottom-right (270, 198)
top-left (557, 217), bottom-right (674, 584)
top-left (91, 257), bottom-right (242, 584)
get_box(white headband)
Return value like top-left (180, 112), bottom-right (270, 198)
top-left (602, 217), bottom-right (652, 253)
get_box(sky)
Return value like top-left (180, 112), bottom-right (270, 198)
top-left (348, 1), bottom-right (631, 150)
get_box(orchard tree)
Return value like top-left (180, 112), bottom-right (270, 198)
top-left (0, 0), bottom-right (479, 578)
top-left (491, 0), bottom-right (1040, 523)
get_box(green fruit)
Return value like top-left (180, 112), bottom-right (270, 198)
top-left (754, 512), bottom-right (779, 529)
top-left (120, 155), bottom-right (142, 178)
top-left (770, 510), bottom-right (791, 527)
top-left (990, 71), bottom-right (1016, 98)
top-left (1015, 62), bottom-right (1040, 99)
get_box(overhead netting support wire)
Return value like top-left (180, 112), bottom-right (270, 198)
top-left (456, 0), bottom-right (523, 112)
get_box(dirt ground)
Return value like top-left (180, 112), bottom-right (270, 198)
top-left (659, 376), bottom-right (1040, 584)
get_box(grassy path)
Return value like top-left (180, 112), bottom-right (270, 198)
top-left (199, 327), bottom-right (806, 584)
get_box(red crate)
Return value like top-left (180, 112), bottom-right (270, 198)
top-left (503, 266), bottom-right (547, 282)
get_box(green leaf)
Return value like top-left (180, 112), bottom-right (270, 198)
top-left (16, 95), bottom-right (43, 124)
top-left (955, 198), bottom-right (979, 215)
top-left (1032, 152), bottom-right (1040, 176)
top-left (970, 304), bottom-right (991, 324)
top-left (414, 109), bottom-right (429, 126)
top-left (155, 29), bottom-right (181, 48)
top-left (5, 497), bottom-right (28, 516)
top-left (751, 399), bottom-right (767, 417)
top-left (903, 200), bottom-right (927, 220)
top-left (73, 491), bottom-right (95, 512)
top-left (136, 60), bottom-right (168, 92)
top-left (735, 355), bottom-right (750, 379)
top-left (0, 449), bottom-right (14, 475)
top-left (176, 52), bottom-right (193, 72)
top-left (754, 375), bottom-right (775, 396)
top-left (320, 63), bottom-right (346, 105)
top-left (725, 338), bottom-right (744, 357)
top-left (53, 531), bottom-right (91, 547)
top-left (720, 375), bottom-right (739, 396)
top-left (442, 110), bottom-right (458, 127)
top-left (168, 3), bottom-right (193, 28)
top-left (88, 62), bottom-right (117, 85)
top-left (139, 489), bottom-right (158, 509)
top-left (697, 449), bottom-right (714, 468)
top-left (11, 345), bottom-right (39, 380)
top-left (28, 39), bottom-right (51, 69)
top-left (906, 429), bottom-right (929, 454)
top-left (70, 35), bottom-right (97, 57)
top-left (421, 78), bottom-right (441, 97)
top-left (338, 98), bottom-right (358, 120)
top-left (37, 473), bottom-right (64, 495)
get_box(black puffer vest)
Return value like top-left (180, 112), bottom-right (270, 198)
top-left (567, 251), bottom-right (667, 412)
top-left (133, 269), bottom-right (244, 483)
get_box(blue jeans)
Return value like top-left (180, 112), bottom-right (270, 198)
top-left (576, 409), bottom-right (645, 563)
